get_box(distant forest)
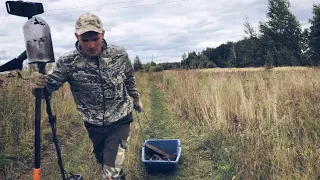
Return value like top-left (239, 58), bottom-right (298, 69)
top-left (133, 0), bottom-right (320, 72)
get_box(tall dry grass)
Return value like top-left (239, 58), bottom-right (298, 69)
top-left (155, 67), bottom-right (320, 179)
top-left (2, 66), bottom-right (320, 179)
top-left (0, 71), bottom-right (97, 179)
top-left (0, 73), bottom-right (35, 179)
top-left (0, 71), bottom-right (151, 180)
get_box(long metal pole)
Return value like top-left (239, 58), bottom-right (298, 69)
top-left (34, 63), bottom-right (45, 180)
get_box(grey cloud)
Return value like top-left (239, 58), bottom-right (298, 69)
top-left (0, 0), bottom-right (318, 64)
top-left (0, 30), bottom-right (7, 36)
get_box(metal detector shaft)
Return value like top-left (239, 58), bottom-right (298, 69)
top-left (42, 88), bottom-right (67, 180)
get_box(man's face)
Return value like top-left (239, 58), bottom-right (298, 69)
top-left (75, 31), bottom-right (105, 57)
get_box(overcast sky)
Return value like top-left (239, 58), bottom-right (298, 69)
top-left (0, 0), bottom-right (318, 65)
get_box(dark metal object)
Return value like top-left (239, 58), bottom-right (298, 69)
top-left (6, 1), bottom-right (43, 18)
top-left (145, 144), bottom-right (176, 161)
top-left (0, 51), bottom-right (26, 72)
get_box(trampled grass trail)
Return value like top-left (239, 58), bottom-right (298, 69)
top-left (138, 75), bottom-right (179, 180)
top-left (138, 73), bottom-right (216, 180)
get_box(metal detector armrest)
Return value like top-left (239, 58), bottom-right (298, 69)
top-left (0, 51), bottom-right (26, 72)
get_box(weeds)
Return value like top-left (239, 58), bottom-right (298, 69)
top-left (1, 67), bottom-right (320, 179)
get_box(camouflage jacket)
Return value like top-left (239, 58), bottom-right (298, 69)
top-left (45, 40), bottom-right (139, 126)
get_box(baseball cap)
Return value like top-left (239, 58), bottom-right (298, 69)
top-left (75, 13), bottom-right (103, 35)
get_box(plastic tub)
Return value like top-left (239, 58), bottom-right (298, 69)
top-left (141, 139), bottom-right (181, 173)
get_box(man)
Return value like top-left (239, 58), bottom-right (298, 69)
top-left (30, 13), bottom-right (143, 180)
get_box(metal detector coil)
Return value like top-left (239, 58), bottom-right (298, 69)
top-left (23, 16), bottom-right (55, 64)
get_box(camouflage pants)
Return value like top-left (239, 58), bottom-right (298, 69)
top-left (102, 143), bottom-right (126, 179)
top-left (84, 113), bottom-right (132, 180)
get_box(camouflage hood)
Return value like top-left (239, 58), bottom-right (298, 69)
top-left (45, 39), bottom-right (139, 126)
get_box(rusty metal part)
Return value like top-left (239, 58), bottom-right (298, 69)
top-left (145, 144), bottom-right (176, 161)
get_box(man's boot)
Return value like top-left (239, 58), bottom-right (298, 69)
top-left (119, 169), bottom-right (126, 180)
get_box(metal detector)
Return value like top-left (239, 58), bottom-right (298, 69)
top-left (2, 1), bottom-right (82, 180)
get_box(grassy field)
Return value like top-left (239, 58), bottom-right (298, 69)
top-left (1, 66), bottom-right (320, 179)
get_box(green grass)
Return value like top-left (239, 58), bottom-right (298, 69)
top-left (140, 74), bottom-right (181, 180)
top-left (3, 67), bottom-right (320, 180)
top-left (39, 122), bottom-right (101, 180)
top-left (142, 81), bottom-right (173, 140)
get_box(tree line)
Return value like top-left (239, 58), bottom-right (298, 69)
top-left (133, 0), bottom-right (320, 71)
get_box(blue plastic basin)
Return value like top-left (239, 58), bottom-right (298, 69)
top-left (141, 139), bottom-right (181, 173)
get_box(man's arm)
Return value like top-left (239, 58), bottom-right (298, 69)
top-left (45, 58), bottom-right (68, 94)
top-left (122, 51), bottom-right (140, 99)
top-left (30, 58), bottom-right (68, 95)
top-left (117, 48), bottom-right (142, 112)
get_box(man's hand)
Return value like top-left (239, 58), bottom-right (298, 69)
top-left (133, 98), bottom-right (143, 113)
top-left (30, 72), bottom-right (47, 88)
